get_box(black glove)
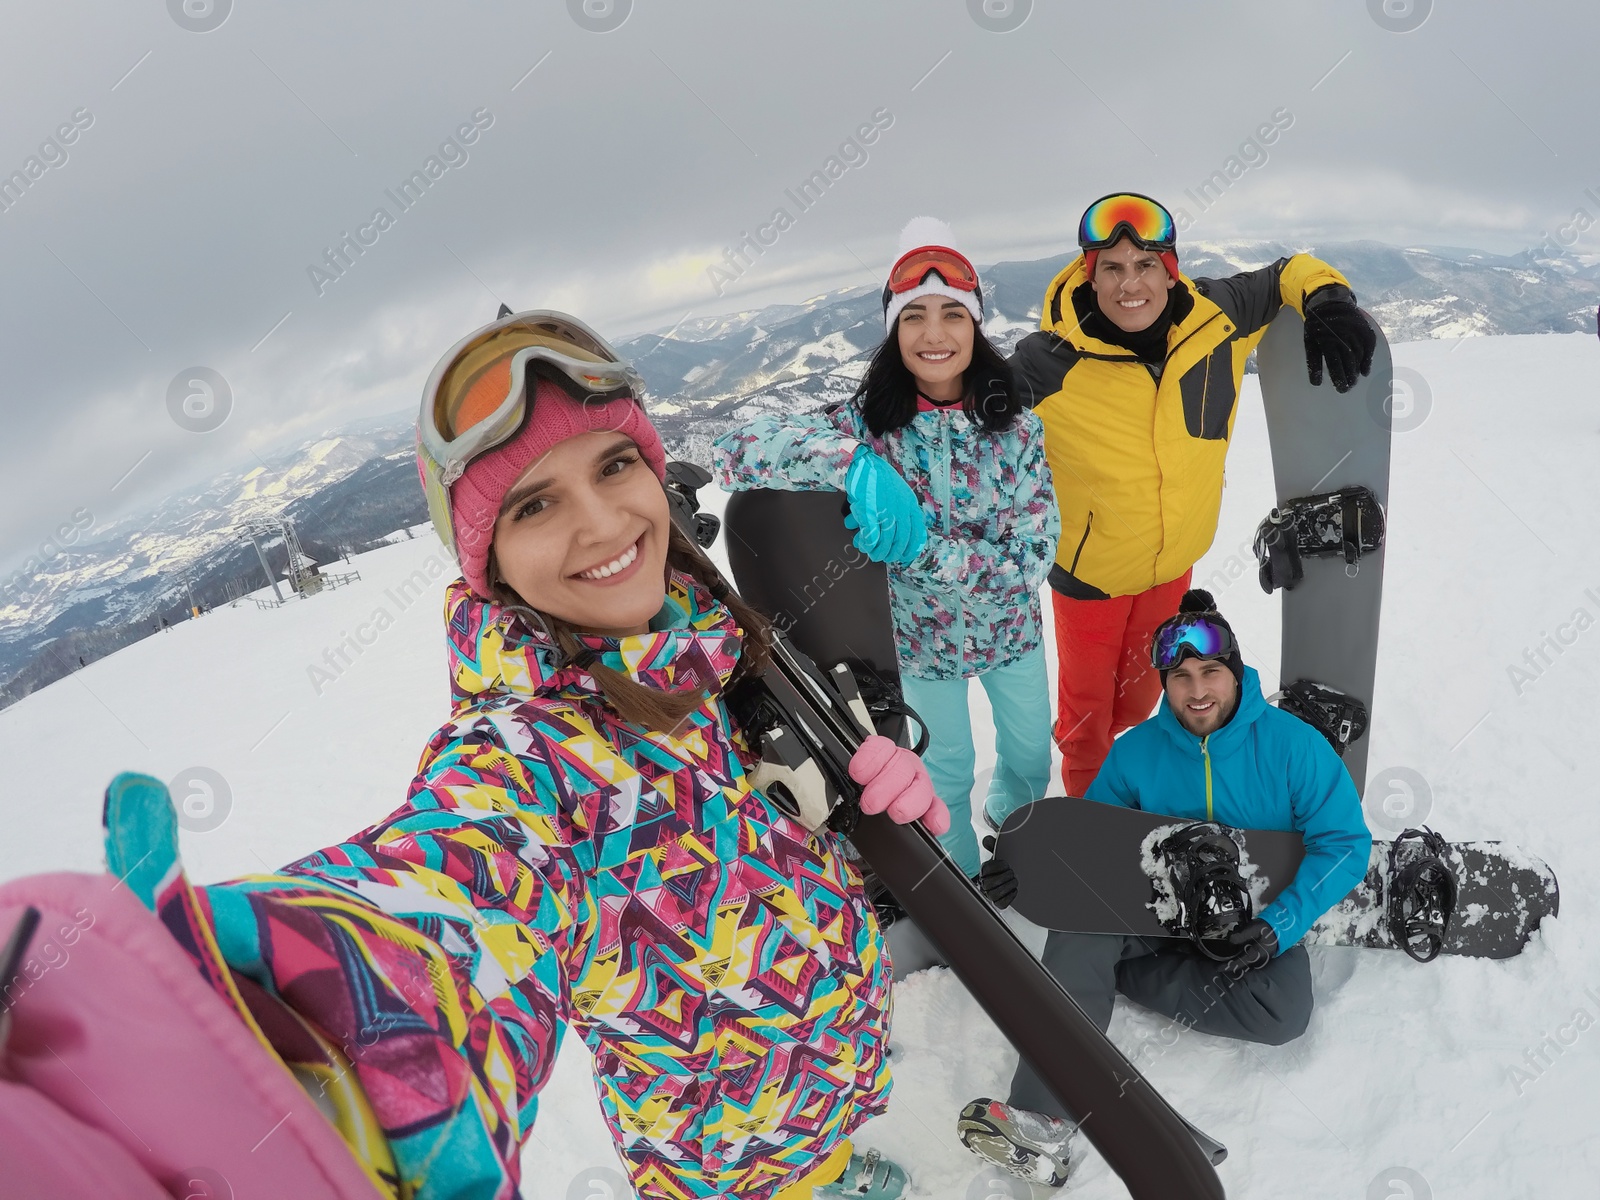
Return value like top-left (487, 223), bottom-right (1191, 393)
top-left (1217, 917), bottom-right (1278, 969)
top-left (978, 835), bottom-right (1017, 909)
top-left (1302, 285), bottom-right (1376, 394)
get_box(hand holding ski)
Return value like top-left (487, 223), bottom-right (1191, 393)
top-left (850, 734), bottom-right (950, 834)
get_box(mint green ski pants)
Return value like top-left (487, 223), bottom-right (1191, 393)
top-left (901, 644), bottom-right (1054, 877)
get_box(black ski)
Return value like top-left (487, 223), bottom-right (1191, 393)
top-left (718, 486), bottom-right (1227, 1200)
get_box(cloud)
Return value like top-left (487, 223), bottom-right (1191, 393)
top-left (1, 0), bottom-right (1597, 570)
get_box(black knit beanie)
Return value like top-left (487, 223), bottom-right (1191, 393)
top-left (1157, 588), bottom-right (1246, 687)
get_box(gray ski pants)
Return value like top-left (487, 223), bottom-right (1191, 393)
top-left (1008, 931), bottom-right (1314, 1121)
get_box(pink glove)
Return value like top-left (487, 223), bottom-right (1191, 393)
top-left (848, 735), bottom-right (951, 836)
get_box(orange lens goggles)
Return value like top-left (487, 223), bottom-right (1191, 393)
top-left (886, 246), bottom-right (980, 294)
top-left (428, 315), bottom-right (633, 446)
top-left (416, 309), bottom-right (644, 561)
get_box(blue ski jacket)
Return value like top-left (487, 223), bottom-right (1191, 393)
top-left (1086, 666), bottom-right (1372, 952)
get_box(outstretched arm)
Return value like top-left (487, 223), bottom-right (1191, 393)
top-left (279, 721), bottom-right (592, 1171)
top-left (1194, 254), bottom-right (1352, 339)
top-left (712, 403), bottom-right (870, 492)
top-left (1199, 254), bottom-right (1372, 392)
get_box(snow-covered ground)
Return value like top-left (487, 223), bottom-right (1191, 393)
top-left (2, 332), bottom-right (1596, 1198)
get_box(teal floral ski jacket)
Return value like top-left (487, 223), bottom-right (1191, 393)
top-left (714, 401), bottom-right (1059, 681)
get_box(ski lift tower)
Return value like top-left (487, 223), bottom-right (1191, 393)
top-left (241, 520), bottom-right (287, 607)
top-left (238, 515), bottom-right (360, 606)
top-left (279, 518), bottom-right (324, 596)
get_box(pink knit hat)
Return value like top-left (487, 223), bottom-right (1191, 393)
top-left (442, 374), bottom-right (667, 599)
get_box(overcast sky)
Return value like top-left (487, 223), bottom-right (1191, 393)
top-left (2, 0), bottom-right (1595, 577)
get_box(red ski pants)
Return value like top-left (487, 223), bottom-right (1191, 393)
top-left (1052, 571), bottom-right (1191, 796)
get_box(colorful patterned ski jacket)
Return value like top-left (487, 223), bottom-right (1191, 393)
top-left (713, 401), bottom-right (1059, 681)
top-left (208, 574), bottom-right (892, 1200)
top-left (1085, 666), bottom-right (1372, 952)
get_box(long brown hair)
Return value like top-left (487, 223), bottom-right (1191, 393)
top-left (489, 521), bottom-right (773, 733)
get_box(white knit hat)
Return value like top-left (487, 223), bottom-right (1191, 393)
top-left (882, 216), bottom-right (985, 335)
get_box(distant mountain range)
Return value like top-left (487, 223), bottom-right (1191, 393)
top-left (627, 238), bottom-right (1600, 461)
top-left (0, 416), bottom-right (429, 706)
top-left (2, 238), bottom-right (1595, 705)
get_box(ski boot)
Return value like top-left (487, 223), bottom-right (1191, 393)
top-left (958, 1098), bottom-right (1076, 1188)
top-left (813, 1147), bottom-right (909, 1199)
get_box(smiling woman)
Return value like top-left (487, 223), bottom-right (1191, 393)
top-left (489, 428), bottom-right (665, 637)
top-left (715, 217), bottom-right (1062, 880)
top-left (59, 308), bottom-right (945, 1200)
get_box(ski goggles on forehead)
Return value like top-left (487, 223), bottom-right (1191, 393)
top-left (885, 245), bottom-right (981, 294)
top-left (1078, 192), bottom-right (1177, 253)
top-left (1150, 615), bottom-right (1236, 671)
top-left (416, 309), bottom-right (645, 556)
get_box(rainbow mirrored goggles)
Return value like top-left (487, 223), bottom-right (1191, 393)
top-left (1078, 192), bottom-right (1177, 253)
top-left (1150, 614), bottom-right (1236, 671)
top-left (417, 309), bottom-right (644, 558)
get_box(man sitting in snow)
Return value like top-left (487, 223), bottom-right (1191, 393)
top-left (958, 588), bottom-right (1373, 1188)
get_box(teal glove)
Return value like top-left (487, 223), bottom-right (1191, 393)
top-left (843, 448), bottom-right (927, 564)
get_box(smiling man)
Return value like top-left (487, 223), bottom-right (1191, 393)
top-left (960, 589), bottom-right (1372, 1188)
top-left (1008, 193), bottom-right (1376, 797)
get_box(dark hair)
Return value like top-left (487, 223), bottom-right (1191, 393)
top-left (488, 520), bottom-right (773, 733)
top-left (855, 310), bottom-right (1022, 437)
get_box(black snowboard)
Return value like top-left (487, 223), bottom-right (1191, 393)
top-left (722, 487), bottom-right (1228, 1200)
top-left (997, 795), bottom-right (1560, 960)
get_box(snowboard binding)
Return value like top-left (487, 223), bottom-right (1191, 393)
top-left (1253, 485), bottom-right (1385, 593)
top-left (664, 460), bottom-right (722, 549)
top-left (1386, 827), bottom-right (1458, 963)
top-left (845, 660), bottom-right (930, 757)
top-left (1155, 824), bottom-right (1254, 961)
top-left (1276, 679), bottom-right (1370, 758)
top-left (728, 648), bottom-right (873, 834)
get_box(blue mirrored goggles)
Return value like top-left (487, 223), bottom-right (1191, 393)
top-left (1150, 615), bottom-right (1236, 671)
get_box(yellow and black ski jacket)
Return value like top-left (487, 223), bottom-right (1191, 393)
top-left (1011, 253), bottom-right (1351, 600)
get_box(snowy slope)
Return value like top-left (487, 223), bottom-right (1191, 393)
top-left (1, 333), bottom-right (1596, 1198)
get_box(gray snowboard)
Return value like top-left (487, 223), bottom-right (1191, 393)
top-left (997, 796), bottom-right (1560, 960)
top-left (1256, 307), bottom-right (1392, 793)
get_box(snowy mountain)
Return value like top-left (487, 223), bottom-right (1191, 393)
top-left (4, 238), bottom-right (1596, 707)
top-left (624, 239), bottom-right (1600, 462)
top-left (0, 415), bottom-right (428, 706)
top-left (1, 331), bottom-right (1593, 1196)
